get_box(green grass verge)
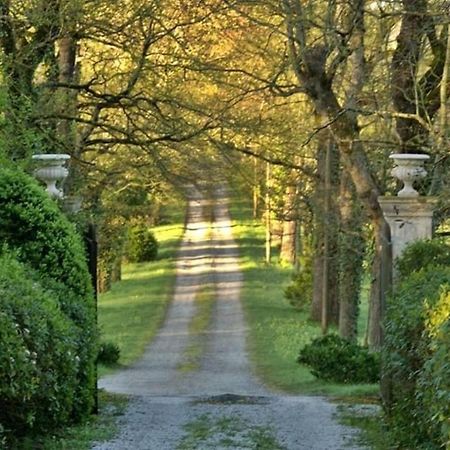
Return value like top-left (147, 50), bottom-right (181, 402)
top-left (17, 391), bottom-right (127, 450)
top-left (338, 403), bottom-right (388, 449)
top-left (228, 187), bottom-right (379, 398)
top-left (98, 220), bottom-right (185, 377)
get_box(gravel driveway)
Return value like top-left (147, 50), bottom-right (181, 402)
top-left (92, 186), bottom-right (363, 450)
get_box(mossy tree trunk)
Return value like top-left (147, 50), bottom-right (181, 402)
top-left (311, 127), bottom-right (340, 325)
top-left (338, 172), bottom-right (365, 342)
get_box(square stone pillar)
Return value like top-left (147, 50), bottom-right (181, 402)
top-left (379, 196), bottom-right (437, 264)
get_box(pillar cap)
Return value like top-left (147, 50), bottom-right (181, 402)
top-left (378, 196), bottom-right (437, 217)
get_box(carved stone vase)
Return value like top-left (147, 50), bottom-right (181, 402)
top-left (32, 154), bottom-right (70, 199)
top-left (389, 153), bottom-right (429, 197)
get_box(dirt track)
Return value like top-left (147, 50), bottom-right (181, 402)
top-left (92, 185), bottom-right (363, 450)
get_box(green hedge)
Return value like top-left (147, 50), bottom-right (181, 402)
top-left (395, 238), bottom-right (450, 279)
top-left (126, 224), bottom-right (158, 263)
top-left (0, 168), bottom-right (92, 300)
top-left (384, 264), bottom-right (450, 449)
top-left (0, 252), bottom-right (79, 443)
top-left (0, 168), bottom-right (97, 439)
top-left (298, 334), bottom-right (380, 383)
top-left (420, 308), bottom-right (450, 447)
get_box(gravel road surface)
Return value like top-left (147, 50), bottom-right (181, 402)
top-left (92, 186), bottom-right (363, 450)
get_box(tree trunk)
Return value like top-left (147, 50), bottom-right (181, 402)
top-left (253, 156), bottom-right (260, 219)
top-left (58, 33), bottom-right (80, 195)
top-left (58, 35), bottom-right (77, 144)
top-left (283, 0), bottom-right (393, 348)
top-left (280, 184), bottom-right (298, 265)
top-left (265, 162), bottom-right (272, 264)
top-left (368, 219), bottom-right (392, 350)
top-left (311, 127), bottom-right (340, 324)
top-left (338, 172), bottom-right (365, 342)
top-left (314, 93), bottom-right (392, 349)
top-left (391, 0), bottom-right (446, 153)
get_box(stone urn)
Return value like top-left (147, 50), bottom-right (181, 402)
top-left (389, 153), bottom-right (429, 197)
top-left (32, 154), bottom-right (70, 199)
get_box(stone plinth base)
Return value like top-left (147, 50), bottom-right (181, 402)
top-left (379, 196), bottom-right (437, 264)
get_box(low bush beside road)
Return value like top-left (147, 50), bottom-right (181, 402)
top-left (298, 334), bottom-right (380, 384)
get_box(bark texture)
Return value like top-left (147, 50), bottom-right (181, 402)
top-left (338, 172), bottom-right (365, 342)
top-left (280, 184), bottom-right (298, 265)
top-left (391, 0), bottom-right (447, 152)
top-left (311, 129), bottom-right (339, 325)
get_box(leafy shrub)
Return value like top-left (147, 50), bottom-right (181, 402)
top-left (284, 257), bottom-right (313, 310)
top-left (97, 341), bottom-right (121, 365)
top-left (0, 252), bottom-right (79, 443)
top-left (0, 168), bottom-right (92, 300)
top-left (126, 224), bottom-right (159, 263)
top-left (384, 265), bottom-right (450, 449)
top-left (395, 238), bottom-right (450, 280)
top-left (419, 293), bottom-right (450, 448)
top-left (298, 334), bottom-right (380, 383)
top-left (98, 219), bottom-right (127, 293)
top-left (0, 168), bottom-right (97, 424)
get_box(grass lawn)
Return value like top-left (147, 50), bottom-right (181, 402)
top-left (98, 212), bottom-right (185, 376)
top-left (228, 185), bottom-right (379, 399)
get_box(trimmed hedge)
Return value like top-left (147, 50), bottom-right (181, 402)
top-left (0, 252), bottom-right (79, 442)
top-left (0, 168), bottom-right (97, 439)
top-left (384, 265), bottom-right (450, 449)
top-left (298, 334), bottom-right (380, 383)
top-left (126, 224), bottom-right (158, 263)
top-left (0, 168), bottom-right (92, 300)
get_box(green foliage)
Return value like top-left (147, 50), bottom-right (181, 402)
top-left (91, 183), bottom-right (163, 293)
top-left (395, 238), bottom-right (450, 279)
top-left (420, 293), bottom-right (450, 449)
top-left (283, 256), bottom-right (313, 310)
top-left (0, 168), bottom-right (97, 429)
top-left (97, 342), bottom-right (121, 365)
top-left (98, 219), bottom-right (127, 293)
top-left (0, 252), bottom-right (79, 444)
top-left (384, 265), bottom-right (450, 449)
top-left (298, 334), bottom-right (380, 383)
top-left (0, 168), bottom-right (93, 301)
top-left (126, 225), bottom-right (159, 263)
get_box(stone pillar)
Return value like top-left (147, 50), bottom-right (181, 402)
top-left (379, 153), bottom-right (437, 278)
top-left (378, 197), bottom-right (437, 264)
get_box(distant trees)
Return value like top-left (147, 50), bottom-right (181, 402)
top-left (203, 0), bottom-right (449, 348)
top-left (0, 0), bottom-right (448, 337)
